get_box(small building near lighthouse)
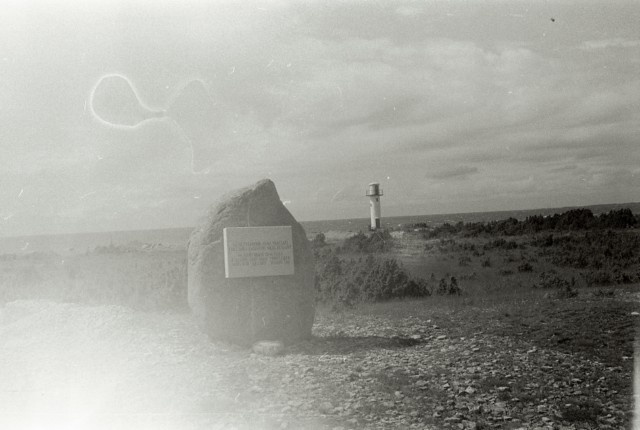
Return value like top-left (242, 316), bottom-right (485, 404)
top-left (366, 182), bottom-right (383, 230)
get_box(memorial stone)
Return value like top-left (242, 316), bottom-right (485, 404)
top-left (187, 179), bottom-right (315, 346)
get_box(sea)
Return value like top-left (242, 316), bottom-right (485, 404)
top-left (1, 202), bottom-right (638, 256)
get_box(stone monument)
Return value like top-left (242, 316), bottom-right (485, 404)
top-left (187, 179), bottom-right (315, 346)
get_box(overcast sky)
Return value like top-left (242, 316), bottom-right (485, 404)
top-left (1, 1), bottom-right (639, 236)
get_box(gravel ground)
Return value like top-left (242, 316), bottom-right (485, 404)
top-left (1, 296), bottom-right (637, 430)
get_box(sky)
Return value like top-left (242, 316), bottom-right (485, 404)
top-left (0, 0), bottom-right (639, 236)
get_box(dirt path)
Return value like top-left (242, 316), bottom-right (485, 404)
top-left (1, 298), bottom-right (637, 429)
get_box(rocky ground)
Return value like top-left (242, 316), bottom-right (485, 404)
top-left (1, 292), bottom-right (638, 430)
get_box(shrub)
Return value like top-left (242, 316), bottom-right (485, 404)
top-left (436, 276), bottom-right (462, 296)
top-left (481, 257), bottom-right (491, 268)
top-left (311, 232), bottom-right (326, 248)
top-left (458, 256), bottom-right (471, 266)
top-left (340, 230), bottom-right (394, 254)
top-left (553, 281), bottom-right (578, 299)
top-left (421, 222), bottom-right (463, 239)
top-left (537, 274), bottom-right (578, 299)
top-left (517, 262), bottom-right (533, 272)
top-left (447, 276), bottom-right (462, 295)
top-left (598, 208), bottom-right (637, 229)
top-left (484, 238), bottom-right (519, 250)
top-left (614, 271), bottom-right (634, 284)
top-left (532, 234), bottom-right (554, 247)
top-left (415, 207), bottom-right (638, 240)
top-left (484, 238), bottom-right (506, 250)
top-left (436, 278), bottom-right (448, 295)
top-left (556, 208), bottom-right (596, 230)
top-left (403, 222), bottom-right (428, 231)
top-left (538, 230), bottom-right (640, 271)
top-left (461, 272), bottom-right (477, 281)
top-left (315, 250), bottom-right (430, 307)
top-left (593, 289), bottom-right (615, 298)
top-left (536, 271), bottom-right (571, 289)
top-left (461, 243), bottom-right (476, 252)
top-left (583, 270), bottom-right (612, 287)
top-left (536, 273), bottom-right (578, 298)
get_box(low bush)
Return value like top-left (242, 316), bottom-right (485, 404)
top-left (339, 230), bottom-right (395, 254)
top-left (483, 238), bottom-right (519, 250)
top-left (517, 262), bottom-right (533, 272)
top-left (311, 232), bottom-right (327, 247)
top-left (448, 276), bottom-right (462, 295)
top-left (460, 272), bottom-right (477, 281)
top-left (536, 273), bottom-right (578, 299)
top-left (536, 271), bottom-right (571, 289)
top-left (315, 249), bottom-right (430, 307)
top-left (583, 270), bottom-right (613, 287)
top-left (461, 243), bottom-right (477, 252)
top-left (534, 230), bottom-right (640, 271)
top-left (411, 207), bottom-right (637, 240)
top-left (458, 256), bottom-right (471, 266)
top-left (504, 255), bottom-right (518, 263)
top-left (435, 276), bottom-right (462, 296)
top-left (553, 282), bottom-right (579, 299)
top-left (593, 289), bottom-right (615, 298)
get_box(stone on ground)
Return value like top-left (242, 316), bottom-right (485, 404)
top-left (187, 179), bottom-right (315, 346)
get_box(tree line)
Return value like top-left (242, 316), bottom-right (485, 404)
top-left (408, 208), bottom-right (638, 238)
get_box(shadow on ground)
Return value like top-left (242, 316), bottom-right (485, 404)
top-left (286, 335), bottom-right (422, 356)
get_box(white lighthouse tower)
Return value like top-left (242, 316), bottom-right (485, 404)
top-left (366, 182), bottom-right (383, 230)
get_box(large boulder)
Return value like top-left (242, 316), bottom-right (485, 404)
top-left (187, 179), bottom-right (315, 346)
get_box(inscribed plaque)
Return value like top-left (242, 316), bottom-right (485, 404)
top-left (223, 226), bottom-right (294, 278)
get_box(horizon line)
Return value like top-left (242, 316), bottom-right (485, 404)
top-left (0, 200), bottom-right (638, 241)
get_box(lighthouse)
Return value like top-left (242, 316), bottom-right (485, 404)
top-left (366, 182), bottom-right (383, 230)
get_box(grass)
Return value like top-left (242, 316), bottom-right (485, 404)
top-left (3, 227), bottom-right (639, 358)
top-left (3, 228), bottom-right (639, 320)
top-left (0, 249), bottom-right (188, 311)
top-left (341, 283), bottom-right (639, 366)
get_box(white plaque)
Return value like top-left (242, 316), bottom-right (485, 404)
top-left (223, 226), bottom-right (294, 278)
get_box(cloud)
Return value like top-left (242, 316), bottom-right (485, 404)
top-left (245, 30), bottom-right (639, 220)
top-left (269, 37), bottom-right (549, 144)
top-left (395, 6), bottom-right (425, 17)
top-left (581, 38), bottom-right (640, 50)
top-left (1, 1), bottom-right (640, 234)
top-left (426, 166), bottom-right (479, 180)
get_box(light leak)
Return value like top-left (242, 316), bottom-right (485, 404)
top-left (89, 73), bottom-right (215, 174)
